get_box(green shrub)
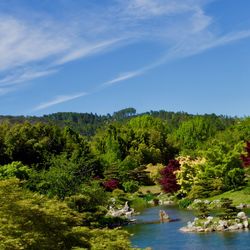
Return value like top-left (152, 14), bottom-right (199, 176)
top-left (218, 198), bottom-right (239, 220)
top-left (196, 203), bottom-right (210, 219)
top-left (89, 228), bottom-right (132, 250)
top-left (98, 216), bottom-right (129, 228)
top-left (143, 193), bottom-right (155, 202)
top-left (130, 197), bottom-right (148, 212)
top-left (66, 181), bottom-right (109, 212)
top-left (178, 198), bottom-right (192, 208)
top-left (122, 180), bottom-right (139, 193)
top-left (0, 161), bottom-right (31, 180)
top-left (111, 189), bottom-right (129, 205)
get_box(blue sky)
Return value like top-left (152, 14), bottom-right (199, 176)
top-left (0, 0), bottom-right (250, 117)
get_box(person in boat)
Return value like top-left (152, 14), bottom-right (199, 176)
top-left (159, 210), bottom-right (170, 223)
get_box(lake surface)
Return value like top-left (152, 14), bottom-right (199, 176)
top-left (126, 206), bottom-right (250, 250)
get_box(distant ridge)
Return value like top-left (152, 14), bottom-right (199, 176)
top-left (0, 108), bottom-right (236, 137)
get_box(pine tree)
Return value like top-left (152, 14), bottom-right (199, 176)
top-left (219, 198), bottom-right (239, 220)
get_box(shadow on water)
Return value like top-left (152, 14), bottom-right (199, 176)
top-left (125, 206), bottom-right (250, 250)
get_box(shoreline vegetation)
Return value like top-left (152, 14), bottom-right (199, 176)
top-left (180, 198), bottom-right (250, 233)
top-left (1, 108), bottom-right (250, 248)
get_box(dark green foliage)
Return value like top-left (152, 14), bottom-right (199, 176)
top-left (0, 161), bottom-right (32, 180)
top-left (178, 198), bottom-right (192, 209)
top-left (128, 166), bottom-right (155, 186)
top-left (29, 155), bottom-right (83, 198)
top-left (122, 180), bottom-right (139, 193)
top-left (142, 192), bottom-right (155, 202)
top-left (28, 152), bottom-right (102, 199)
top-left (196, 203), bottom-right (210, 219)
top-left (66, 185), bottom-right (108, 214)
top-left (38, 112), bottom-right (110, 137)
top-left (0, 122), bottom-right (103, 198)
top-left (98, 216), bottom-right (129, 228)
top-left (65, 181), bottom-right (110, 227)
top-left (130, 197), bottom-right (148, 212)
top-left (3, 122), bottom-right (64, 167)
top-left (188, 178), bottom-right (222, 199)
top-left (219, 198), bottom-right (239, 220)
top-left (113, 107), bottom-right (136, 120)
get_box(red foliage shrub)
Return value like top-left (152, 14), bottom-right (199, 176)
top-left (241, 141), bottom-right (250, 167)
top-left (159, 159), bottom-right (180, 193)
top-left (103, 179), bottom-right (119, 191)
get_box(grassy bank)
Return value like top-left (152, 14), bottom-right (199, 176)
top-left (208, 186), bottom-right (250, 205)
top-left (139, 185), bottom-right (161, 195)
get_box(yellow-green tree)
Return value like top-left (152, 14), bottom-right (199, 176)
top-left (0, 178), bottom-right (133, 250)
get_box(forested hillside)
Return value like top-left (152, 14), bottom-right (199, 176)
top-left (0, 107), bottom-right (235, 136)
top-left (0, 108), bottom-right (249, 249)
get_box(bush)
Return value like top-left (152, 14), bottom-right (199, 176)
top-left (196, 202), bottom-right (210, 219)
top-left (66, 181), bottom-right (109, 220)
top-left (89, 228), bottom-right (132, 250)
top-left (0, 161), bottom-right (32, 180)
top-left (130, 197), bottom-right (148, 212)
top-left (98, 216), bottom-right (129, 228)
top-left (103, 179), bottom-right (119, 191)
top-left (218, 198), bottom-right (239, 220)
top-left (178, 198), bottom-right (192, 209)
top-left (122, 180), bottom-right (139, 193)
top-left (188, 184), bottom-right (211, 199)
top-left (143, 192), bottom-right (155, 202)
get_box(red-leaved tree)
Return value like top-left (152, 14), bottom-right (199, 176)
top-left (241, 141), bottom-right (250, 167)
top-left (159, 159), bottom-right (180, 193)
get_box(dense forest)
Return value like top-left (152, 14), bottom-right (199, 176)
top-left (1, 108), bottom-right (250, 249)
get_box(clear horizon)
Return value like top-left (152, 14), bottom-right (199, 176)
top-left (0, 0), bottom-right (250, 117)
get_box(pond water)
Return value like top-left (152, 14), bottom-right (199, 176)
top-left (125, 206), bottom-right (250, 250)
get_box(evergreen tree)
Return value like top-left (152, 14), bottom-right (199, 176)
top-left (219, 198), bottom-right (239, 220)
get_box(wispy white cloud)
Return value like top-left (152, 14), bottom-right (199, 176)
top-left (0, 87), bottom-right (14, 96)
top-left (199, 30), bottom-right (250, 51)
top-left (103, 71), bottom-right (144, 86)
top-left (122, 0), bottom-right (197, 19)
top-left (33, 92), bottom-right (88, 111)
top-left (102, 29), bottom-right (250, 85)
top-left (0, 16), bottom-right (71, 71)
top-left (0, 0), bottom-right (222, 90)
top-left (54, 38), bottom-right (125, 65)
top-left (0, 69), bottom-right (58, 87)
top-left (167, 29), bottom-right (250, 59)
top-left (102, 55), bottom-right (168, 86)
top-left (0, 10), bottom-right (127, 88)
